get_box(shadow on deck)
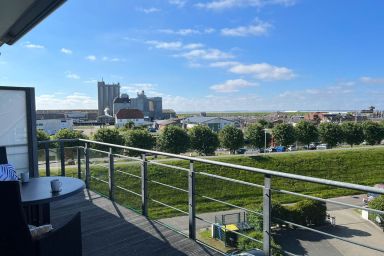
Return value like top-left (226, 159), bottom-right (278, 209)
top-left (50, 190), bottom-right (222, 256)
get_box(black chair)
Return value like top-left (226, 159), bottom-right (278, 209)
top-left (0, 181), bottom-right (82, 256)
top-left (0, 146), bottom-right (8, 164)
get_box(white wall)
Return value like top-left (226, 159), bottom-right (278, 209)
top-left (37, 119), bottom-right (73, 135)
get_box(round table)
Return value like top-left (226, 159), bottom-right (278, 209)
top-left (21, 176), bottom-right (85, 225)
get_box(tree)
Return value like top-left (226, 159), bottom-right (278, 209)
top-left (123, 130), bottom-right (156, 156)
top-left (158, 126), bottom-right (190, 154)
top-left (218, 125), bottom-right (244, 154)
top-left (92, 128), bottom-right (124, 151)
top-left (53, 128), bottom-right (88, 147)
top-left (272, 123), bottom-right (296, 147)
top-left (189, 125), bottom-right (219, 155)
top-left (36, 129), bottom-right (50, 149)
top-left (341, 122), bottom-right (364, 147)
top-left (258, 119), bottom-right (273, 129)
top-left (245, 124), bottom-right (271, 149)
top-left (295, 120), bottom-right (318, 147)
top-left (362, 121), bottom-right (384, 145)
top-left (318, 123), bottom-right (343, 148)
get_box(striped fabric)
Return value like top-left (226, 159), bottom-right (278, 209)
top-left (0, 164), bottom-right (19, 181)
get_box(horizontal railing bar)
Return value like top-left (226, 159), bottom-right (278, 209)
top-left (88, 148), bottom-right (110, 155)
top-left (90, 176), bottom-right (109, 185)
top-left (273, 217), bottom-right (384, 253)
top-left (146, 160), bottom-right (190, 172)
top-left (271, 188), bottom-right (384, 215)
top-left (198, 172), bottom-right (264, 189)
top-left (78, 139), bottom-right (384, 195)
top-left (113, 153), bottom-right (142, 162)
top-left (197, 194), bottom-right (263, 217)
top-left (115, 185), bottom-right (142, 197)
top-left (91, 163), bottom-right (109, 169)
top-left (149, 198), bottom-right (189, 215)
top-left (194, 216), bottom-right (264, 245)
top-left (115, 170), bottom-right (141, 179)
top-left (148, 179), bottom-right (188, 193)
top-left (38, 139), bottom-right (78, 144)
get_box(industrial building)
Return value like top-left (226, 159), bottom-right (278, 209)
top-left (97, 80), bottom-right (120, 116)
top-left (113, 91), bottom-right (162, 120)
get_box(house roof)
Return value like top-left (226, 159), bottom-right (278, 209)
top-left (183, 116), bottom-right (234, 124)
top-left (116, 109), bottom-right (144, 119)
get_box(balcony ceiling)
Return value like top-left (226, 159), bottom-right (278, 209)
top-left (0, 0), bottom-right (66, 46)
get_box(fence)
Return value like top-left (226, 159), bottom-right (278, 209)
top-left (37, 138), bottom-right (384, 256)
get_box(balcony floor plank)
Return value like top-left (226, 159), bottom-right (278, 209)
top-left (50, 190), bottom-right (222, 256)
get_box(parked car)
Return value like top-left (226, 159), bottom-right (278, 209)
top-left (304, 143), bottom-right (317, 150)
top-left (236, 148), bottom-right (247, 154)
top-left (288, 145), bottom-right (297, 151)
top-left (258, 148), bottom-right (267, 153)
top-left (316, 144), bottom-right (329, 150)
top-left (275, 146), bottom-right (286, 152)
top-left (267, 147), bottom-right (276, 153)
top-left (147, 127), bottom-right (157, 132)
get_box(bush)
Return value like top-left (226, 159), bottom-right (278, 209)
top-left (189, 125), bottom-right (219, 155)
top-left (248, 201), bottom-right (290, 232)
top-left (53, 128), bottom-right (88, 147)
top-left (158, 126), bottom-right (190, 154)
top-left (237, 231), bottom-right (282, 256)
top-left (36, 129), bottom-right (50, 149)
top-left (219, 125), bottom-right (244, 154)
top-left (92, 128), bottom-right (124, 152)
top-left (368, 195), bottom-right (384, 223)
top-left (123, 130), bottom-right (156, 156)
top-left (288, 200), bottom-right (326, 226)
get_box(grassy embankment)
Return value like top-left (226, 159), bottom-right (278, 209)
top-left (45, 147), bottom-right (384, 219)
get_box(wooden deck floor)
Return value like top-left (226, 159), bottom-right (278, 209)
top-left (50, 190), bottom-right (223, 256)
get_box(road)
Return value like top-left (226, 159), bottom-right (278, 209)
top-left (159, 194), bottom-right (384, 255)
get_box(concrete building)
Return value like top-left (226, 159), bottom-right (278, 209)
top-left (181, 116), bottom-right (235, 132)
top-left (113, 91), bottom-right (162, 120)
top-left (115, 109), bottom-right (145, 128)
top-left (98, 80), bottom-right (120, 116)
top-left (37, 119), bottom-right (73, 135)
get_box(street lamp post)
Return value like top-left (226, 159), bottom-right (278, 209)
top-left (264, 129), bottom-right (267, 155)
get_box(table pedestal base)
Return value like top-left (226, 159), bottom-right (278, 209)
top-left (23, 203), bottom-right (50, 226)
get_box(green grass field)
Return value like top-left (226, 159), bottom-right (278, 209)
top-left (43, 147), bottom-right (384, 219)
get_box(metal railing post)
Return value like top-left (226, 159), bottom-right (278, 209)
top-left (263, 174), bottom-right (271, 256)
top-left (108, 147), bottom-right (115, 201)
top-left (85, 143), bottom-right (90, 189)
top-left (77, 147), bottom-right (81, 179)
top-left (44, 142), bottom-right (50, 177)
top-left (60, 141), bottom-right (65, 176)
top-left (188, 160), bottom-right (196, 240)
top-left (141, 153), bottom-right (148, 217)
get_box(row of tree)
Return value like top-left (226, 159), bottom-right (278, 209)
top-left (37, 120), bottom-right (384, 156)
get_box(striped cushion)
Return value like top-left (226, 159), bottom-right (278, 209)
top-left (0, 164), bottom-right (18, 181)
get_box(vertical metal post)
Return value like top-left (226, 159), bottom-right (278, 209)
top-left (189, 160), bottom-right (196, 240)
top-left (141, 154), bottom-right (148, 217)
top-left (263, 174), bottom-right (272, 256)
top-left (108, 147), bottom-right (115, 201)
top-left (44, 142), bottom-right (50, 177)
top-left (60, 141), bottom-right (65, 176)
top-left (77, 147), bottom-right (81, 179)
top-left (85, 143), bottom-right (90, 189)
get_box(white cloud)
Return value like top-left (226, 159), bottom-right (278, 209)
top-left (209, 61), bottom-right (240, 68)
top-left (210, 79), bottom-right (257, 93)
top-left (138, 7), bottom-right (161, 14)
top-left (229, 62), bottom-right (295, 80)
top-left (36, 93), bottom-right (97, 110)
top-left (178, 48), bottom-right (234, 60)
top-left (83, 79), bottom-right (98, 84)
top-left (85, 55), bottom-right (97, 61)
top-left (146, 40), bottom-right (183, 50)
top-left (221, 21), bottom-right (271, 37)
top-left (158, 28), bottom-right (215, 36)
top-left (23, 42), bottom-right (44, 49)
top-left (169, 0), bottom-right (187, 7)
top-left (360, 76), bottom-right (384, 84)
top-left (102, 56), bottom-right (126, 62)
top-left (60, 48), bottom-right (72, 54)
top-left (196, 0), bottom-right (295, 10)
top-left (183, 43), bottom-right (204, 49)
top-left (66, 72), bottom-right (80, 80)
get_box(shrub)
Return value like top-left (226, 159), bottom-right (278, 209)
top-left (53, 128), bottom-right (88, 147)
top-left (92, 128), bottom-right (124, 152)
top-left (158, 126), bottom-right (190, 154)
top-left (289, 199), bottom-right (326, 226)
top-left (368, 195), bottom-right (384, 223)
top-left (189, 125), bottom-right (219, 155)
top-left (36, 129), bottom-right (50, 149)
top-left (219, 125), bottom-right (244, 154)
top-left (123, 129), bottom-right (156, 156)
top-left (237, 231), bottom-right (282, 256)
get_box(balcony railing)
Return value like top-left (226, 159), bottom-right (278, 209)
top-left (38, 138), bottom-right (384, 256)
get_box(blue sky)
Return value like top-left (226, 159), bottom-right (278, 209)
top-left (1, 0), bottom-right (384, 111)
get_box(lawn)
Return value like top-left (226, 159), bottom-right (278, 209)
top-left (41, 147), bottom-right (384, 219)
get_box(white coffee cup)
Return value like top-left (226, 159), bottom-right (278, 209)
top-left (20, 172), bottom-right (29, 183)
top-left (50, 179), bottom-right (62, 192)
